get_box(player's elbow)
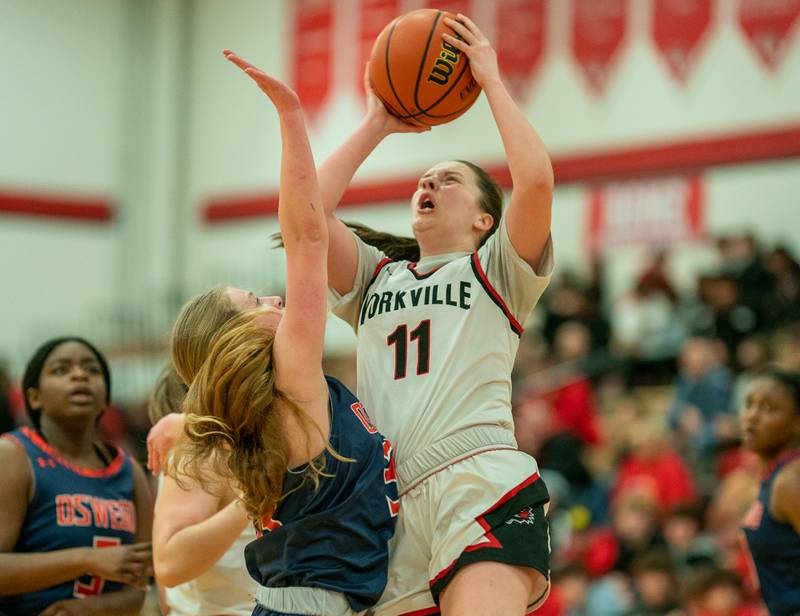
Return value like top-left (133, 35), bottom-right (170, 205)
top-left (525, 156), bottom-right (554, 197)
top-left (154, 555), bottom-right (188, 588)
top-left (284, 223), bottom-right (328, 250)
top-left (531, 165), bottom-right (554, 198)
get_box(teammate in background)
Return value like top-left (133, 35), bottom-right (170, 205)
top-left (740, 369), bottom-right (800, 616)
top-left (159, 52), bottom-right (398, 616)
top-left (319, 14), bottom-right (554, 616)
top-left (149, 365), bottom-right (258, 616)
top-left (0, 337), bottom-right (152, 615)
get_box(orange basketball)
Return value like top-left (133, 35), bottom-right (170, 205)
top-left (368, 9), bottom-right (481, 127)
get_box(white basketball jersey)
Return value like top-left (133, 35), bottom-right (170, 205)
top-left (331, 218), bottom-right (553, 467)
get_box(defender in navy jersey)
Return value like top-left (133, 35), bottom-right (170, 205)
top-left (148, 365), bottom-right (258, 616)
top-left (0, 338), bottom-right (152, 615)
top-left (166, 57), bottom-right (396, 616)
top-left (1, 427), bottom-right (138, 613)
top-left (247, 376), bottom-right (398, 614)
top-left (740, 370), bottom-right (800, 616)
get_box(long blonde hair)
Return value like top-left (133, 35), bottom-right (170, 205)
top-left (169, 288), bottom-right (336, 525)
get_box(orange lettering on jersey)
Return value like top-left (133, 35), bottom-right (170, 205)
top-left (351, 402), bottom-right (378, 434)
top-left (110, 501), bottom-right (136, 532)
top-left (71, 495), bottom-right (92, 527)
top-left (55, 495), bottom-right (74, 526)
top-left (53, 494), bottom-right (136, 532)
top-left (383, 439), bottom-right (397, 484)
top-left (386, 495), bottom-right (400, 517)
top-left (257, 506), bottom-right (283, 537)
top-left (263, 518), bottom-right (282, 532)
top-left (90, 497), bottom-right (109, 528)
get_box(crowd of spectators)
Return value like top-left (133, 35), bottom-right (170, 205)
top-left (515, 233), bottom-right (800, 616)
top-left (1, 232), bottom-right (798, 615)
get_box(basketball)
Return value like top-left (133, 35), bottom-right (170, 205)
top-left (368, 9), bottom-right (481, 127)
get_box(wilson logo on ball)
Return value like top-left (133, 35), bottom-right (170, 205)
top-left (427, 41), bottom-right (462, 86)
top-left (368, 8), bottom-right (482, 126)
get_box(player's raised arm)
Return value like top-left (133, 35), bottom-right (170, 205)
top-left (266, 75), bottom-right (327, 402)
top-left (443, 15), bottom-right (553, 268)
top-left (319, 65), bottom-right (429, 294)
top-left (224, 51), bottom-right (327, 403)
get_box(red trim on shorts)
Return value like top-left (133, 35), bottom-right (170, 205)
top-left (428, 471), bottom-right (542, 588)
top-left (476, 471), bottom-right (541, 520)
top-left (15, 426), bottom-right (125, 478)
top-left (467, 472), bottom-right (541, 551)
top-left (463, 529), bottom-right (503, 552)
top-left (469, 252), bottom-right (524, 336)
top-left (398, 606), bottom-right (441, 615)
top-left (429, 558), bottom-right (457, 588)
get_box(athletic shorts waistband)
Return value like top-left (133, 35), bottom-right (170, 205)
top-left (396, 425), bottom-right (518, 493)
top-left (254, 585), bottom-right (360, 616)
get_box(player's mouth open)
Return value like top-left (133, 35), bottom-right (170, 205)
top-left (418, 198), bottom-right (436, 213)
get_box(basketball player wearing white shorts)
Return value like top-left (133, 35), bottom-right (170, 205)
top-left (322, 14), bottom-right (555, 616)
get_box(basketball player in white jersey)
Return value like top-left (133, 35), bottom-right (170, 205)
top-left (148, 366), bottom-right (258, 616)
top-left (321, 14), bottom-right (554, 616)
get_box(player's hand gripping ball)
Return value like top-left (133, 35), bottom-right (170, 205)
top-left (368, 8), bottom-right (481, 127)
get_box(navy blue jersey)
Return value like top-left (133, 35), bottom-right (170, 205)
top-left (0, 427), bottom-right (137, 615)
top-left (246, 376), bottom-right (398, 613)
top-left (742, 450), bottom-right (800, 616)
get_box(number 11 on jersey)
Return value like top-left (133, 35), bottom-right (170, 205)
top-left (386, 320), bottom-right (430, 380)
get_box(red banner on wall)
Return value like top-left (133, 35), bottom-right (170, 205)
top-left (738, 0), bottom-right (800, 69)
top-left (495, 0), bottom-right (547, 100)
top-left (571, 0), bottom-right (629, 95)
top-left (426, 0), bottom-right (473, 15)
top-left (292, 0), bottom-right (334, 121)
top-left (652, 0), bottom-right (713, 83)
top-left (358, 0), bottom-right (404, 97)
top-left (587, 176), bottom-right (705, 253)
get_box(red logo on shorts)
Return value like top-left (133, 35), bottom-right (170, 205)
top-left (507, 506), bottom-right (536, 525)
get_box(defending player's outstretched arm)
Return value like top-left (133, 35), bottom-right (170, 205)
top-left (225, 51), bottom-right (330, 449)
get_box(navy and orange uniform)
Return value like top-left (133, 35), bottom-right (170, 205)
top-left (246, 376), bottom-right (399, 615)
top-left (742, 450), bottom-right (800, 616)
top-left (0, 426), bottom-right (137, 615)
